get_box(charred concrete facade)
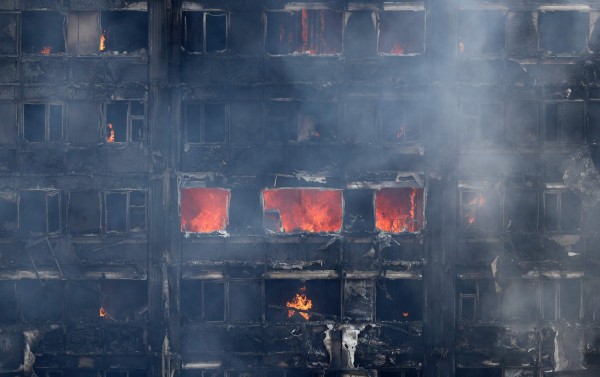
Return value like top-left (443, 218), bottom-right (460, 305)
top-left (1, 1), bottom-right (600, 377)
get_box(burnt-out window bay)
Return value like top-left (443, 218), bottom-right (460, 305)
top-left (267, 101), bottom-right (337, 143)
top-left (21, 11), bottom-right (65, 55)
top-left (504, 191), bottom-right (538, 232)
top-left (20, 190), bottom-right (61, 235)
top-left (375, 188), bottom-right (424, 233)
top-left (460, 190), bottom-right (502, 233)
top-left (543, 191), bottom-right (582, 232)
top-left (0, 12), bottom-right (17, 54)
top-left (24, 103), bottom-right (63, 142)
top-left (376, 279), bottom-right (422, 321)
top-left (101, 11), bottom-right (148, 53)
top-left (180, 280), bottom-right (225, 321)
top-left (378, 11), bottom-right (425, 55)
top-left (381, 101), bottom-right (422, 142)
top-left (105, 190), bottom-right (146, 233)
top-left (266, 280), bottom-right (340, 321)
top-left (266, 10), bottom-right (342, 55)
top-left (458, 11), bottom-right (505, 55)
top-left (543, 102), bottom-right (584, 144)
top-left (539, 11), bottom-right (588, 54)
top-left (105, 102), bottom-right (145, 143)
top-left (184, 103), bottom-right (226, 143)
top-left (183, 11), bottom-right (228, 53)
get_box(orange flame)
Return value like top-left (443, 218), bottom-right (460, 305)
top-left (40, 46), bottom-right (52, 55)
top-left (99, 30), bottom-right (106, 51)
top-left (391, 43), bottom-right (404, 55)
top-left (286, 287), bottom-right (313, 320)
top-left (180, 188), bottom-right (230, 233)
top-left (376, 188), bottom-right (424, 233)
top-left (106, 123), bottom-right (115, 143)
top-left (263, 189), bottom-right (342, 233)
top-left (402, 312), bottom-right (409, 317)
top-left (99, 307), bottom-right (106, 317)
top-left (465, 193), bottom-right (485, 225)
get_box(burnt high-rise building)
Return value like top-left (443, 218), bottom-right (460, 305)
top-left (0, 1), bottom-right (599, 377)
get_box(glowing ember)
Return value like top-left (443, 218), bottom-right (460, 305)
top-left (99, 30), bottom-right (106, 51)
top-left (180, 188), bottom-right (230, 233)
top-left (402, 312), bottom-right (409, 317)
top-left (465, 193), bottom-right (485, 226)
top-left (262, 189), bottom-right (342, 233)
top-left (391, 43), bottom-right (405, 55)
top-left (376, 188), bottom-right (424, 233)
top-left (99, 307), bottom-right (106, 317)
top-left (106, 123), bottom-right (115, 143)
top-left (286, 287), bottom-right (313, 320)
top-left (40, 46), bottom-right (52, 55)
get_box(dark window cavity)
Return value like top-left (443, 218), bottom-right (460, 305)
top-left (504, 191), bottom-right (538, 232)
top-left (378, 11), bottom-right (426, 55)
top-left (379, 370), bottom-right (421, 377)
top-left (458, 11), bottom-right (505, 55)
top-left (343, 101), bottom-right (377, 143)
top-left (588, 102), bottom-right (600, 144)
top-left (21, 11), bottom-right (65, 55)
top-left (67, 281), bottom-right (100, 321)
top-left (19, 190), bottom-right (61, 235)
top-left (184, 103), bottom-right (226, 143)
top-left (67, 101), bottom-right (100, 144)
top-left (539, 11), bottom-right (588, 54)
top-left (543, 102), bottom-right (584, 144)
top-left (0, 281), bottom-right (18, 323)
top-left (180, 280), bottom-right (225, 322)
top-left (105, 101), bottom-right (145, 143)
top-left (507, 12), bottom-right (538, 56)
top-left (67, 11), bottom-right (101, 55)
top-left (459, 101), bottom-right (503, 144)
top-left (544, 191), bottom-right (582, 232)
top-left (460, 190), bottom-right (502, 233)
top-left (343, 189), bottom-right (375, 233)
top-left (376, 279), bottom-right (422, 321)
top-left (457, 280), bottom-right (499, 322)
top-left (24, 103), bottom-right (63, 142)
top-left (267, 101), bottom-right (337, 143)
top-left (344, 12), bottom-right (377, 57)
top-left (0, 12), bottom-right (17, 54)
top-left (229, 102), bottom-right (263, 144)
top-left (101, 280), bottom-right (147, 322)
top-left (381, 101), bottom-right (421, 142)
top-left (542, 280), bottom-right (581, 321)
top-left (0, 103), bottom-right (17, 143)
top-left (0, 192), bottom-right (18, 233)
top-left (183, 11), bottom-right (228, 53)
top-left (266, 10), bottom-right (343, 55)
top-left (455, 369), bottom-right (501, 377)
top-left (101, 11), bottom-right (148, 53)
top-left (105, 190), bottom-right (146, 233)
top-left (19, 280), bottom-right (64, 322)
top-left (505, 101), bottom-right (539, 145)
top-left (68, 191), bottom-right (101, 234)
top-left (230, 280), bottom-right (262, 322)
top-left (503, 280), bottom-right (537, 322)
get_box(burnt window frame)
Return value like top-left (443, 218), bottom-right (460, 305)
top-left (457, 9), bottom-right (507, 56)
top-left (266, 100), bottom-right (339, 144)
top-left (377, 8), bottom-right (427, 56)
top-left (265, 8), bottom-right (344, 56)
top-left (66, 10), bottom-right (102, 56)
top-left (459, 189), bottom-right (502, 234)
top-left (375, 278), bottom-right (423, 322)
top-left (99, 10), bottom-right (149, 53)
top-left (542, 101), bottom-right (585, 145)
top-left (503, 190), bottom-right (539, 233)
top-left (505, 100), bottom-right (540, 146)
top-left (183, 101), bottom-right (228, 144)
top-left (0, 12), bottom-right (19, 55)
top-left (540, 279), bottom-right (582, 321)
top-left (0, 191), bottom-right (18, 234)
top-left (19, 189), bottom-right (62, 236)
top-left (103, 101), bottom-right (146, 144)
top-left (103, 190), bottom-right (147, 234)
top-left (457, 279), bottom-right (500, 323)
top-left (538, 10), bottom-right (589, 56)
top-left (458, 100), bottom-right (504, 145)
top-left (67, 190), bottom-right (102, 235)
top-left (20, 10), bottom-right (66, 55)
top-left (542, 190), bottom-right (582, 232)
top-left (380, 100), bottom-right (423, 143)
top-left (22, 102), bottom-right (64, 142)
top-left (182, 10), bottom-right (229, 54)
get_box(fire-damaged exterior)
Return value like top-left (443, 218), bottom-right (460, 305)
top-left (1, 1), bottom-right (600, 377)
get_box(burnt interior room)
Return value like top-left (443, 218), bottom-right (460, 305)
top-left (3, 1), bottom-right (600, 377)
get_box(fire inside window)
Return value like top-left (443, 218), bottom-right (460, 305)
top-left (24, 103), bottom-right (63, 142)
top-left (105, 102), bottom-right (145, 143)
top-left (180, 188), bottom-right (230, 233)
top-left (262, 188), bottom-right (342, 233)
top-left (100, 11), bottom-right (148, 53)
top-left (266, 10), bottom-right (343, 55)
top-left (375, 188), bottom-right (424, 233)
top-left (378, 11), bottom-right (425, 55)
top-left (183, 11), bottom-right (228, 53)
top-left (460, 190), bottom-right (501, 233)
top-left (21, 11), bottom-right (65, 55)
top-left (381, 101), bottom-right (421, 142)
top-left (267, 101), bottom-right (337, 143)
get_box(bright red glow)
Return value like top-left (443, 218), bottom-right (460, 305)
top-left (263, 189), bottom-right (342, 233)
top-left (375, 188), bottom-right (424, 233)
top-left (180, 188), bottom-right (230, 233)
